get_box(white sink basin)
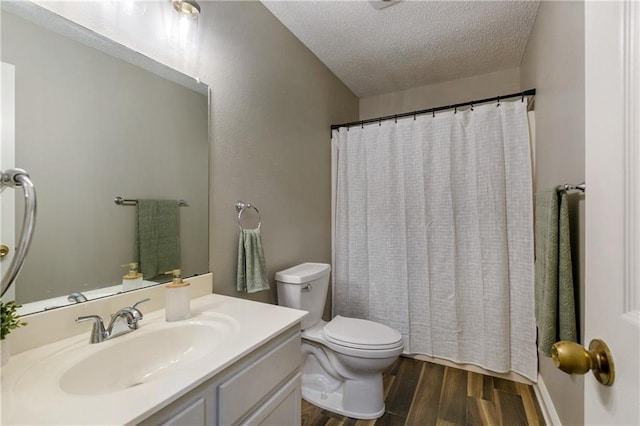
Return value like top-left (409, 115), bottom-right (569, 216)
top-left (14, 314), bottom-right (238, 396)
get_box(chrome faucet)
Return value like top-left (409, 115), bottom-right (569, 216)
top-left (75, 298), bottom-right (150, 344)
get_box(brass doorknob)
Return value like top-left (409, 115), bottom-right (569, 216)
top-left (551, 339), bottom-right (615, 386)
top-left (0, 245), bottom-right (8, 258)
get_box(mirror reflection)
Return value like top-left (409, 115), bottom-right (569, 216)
top-left (1, 7), bottom-right (209, 314)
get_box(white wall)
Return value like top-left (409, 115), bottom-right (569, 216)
top-left (520, 2), bottom-right (586, 425)
top-left (359, 68), bottom-right (520, 120)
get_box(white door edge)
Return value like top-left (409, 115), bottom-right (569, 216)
top-left (623, 0), bottom-right (640, 315)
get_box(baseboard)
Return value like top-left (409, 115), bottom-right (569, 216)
top-left (533, 373), bottom-right (562, 426)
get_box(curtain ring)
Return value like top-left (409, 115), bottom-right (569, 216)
top-left (432, 109), bottom-right (435, 118)
top-left (378, 119), bottom-right (381, 126)
top-left (497, 96), bottom-right (501, 107)
top-left (470, 103), bottom-right (474, 111)
top-left (413, 112), bottom-right (416, 121)
top-left (347, 125), bottom-right (350, 132)
top-left (394, 115), bottom-right (398, 124)
top-left (361, 122), bottom-right (364, 129)
top-left (454, 106), bottom-right (458, 114)
top-left (521, 93), bottom-right (525, 102)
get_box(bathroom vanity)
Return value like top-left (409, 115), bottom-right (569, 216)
top-left (1, 292), bottom-right (306, 425)
top-left (141, 327), bottom-right (301, 426)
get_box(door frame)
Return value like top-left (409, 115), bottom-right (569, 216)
top-left (1, 62), bottom-right (17, 302)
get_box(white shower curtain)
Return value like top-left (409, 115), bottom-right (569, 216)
top-left (333, 100), bottom-right (537, 381)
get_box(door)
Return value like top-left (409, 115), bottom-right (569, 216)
top-left (1, 62), bottom-right (16, 301)
top-left (585, 1), bottom-right (640, 424)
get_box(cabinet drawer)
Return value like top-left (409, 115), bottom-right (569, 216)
top-left (218, 333), bottom-right (300, 425)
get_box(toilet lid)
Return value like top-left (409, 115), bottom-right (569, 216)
top-left (323, 316), bottom-right (403, 350)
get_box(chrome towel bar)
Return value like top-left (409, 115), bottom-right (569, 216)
top-left (0, 168), bottom-right (37, 298)
top-left (114, 196), bottom-right (189, 206)
top-left (556, 182), bottom-right (586, 193)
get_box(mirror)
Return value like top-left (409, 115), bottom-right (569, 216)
top-left (1, 3), bottom-right (209, 315)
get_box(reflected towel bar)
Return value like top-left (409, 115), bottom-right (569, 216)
top-left (556, 182), bottom-right (586, 193)
top-left (114, 196), bottom-right (189, 206)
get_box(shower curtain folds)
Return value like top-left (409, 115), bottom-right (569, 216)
top-left (332, 99), bottom-right (536, 381)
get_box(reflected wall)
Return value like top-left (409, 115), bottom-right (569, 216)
top-left (1, 11), bottom-right (209, 305)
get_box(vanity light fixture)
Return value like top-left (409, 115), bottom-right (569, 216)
top-left (172, 0), bottom-right (200, 18)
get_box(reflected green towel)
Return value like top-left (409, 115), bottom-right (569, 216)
top-left (237, 228), bottom-right (269, 293)
top-left (534, 190), bottom-right (578, 356)
top-left (135, 200), bottom-right (180, 279)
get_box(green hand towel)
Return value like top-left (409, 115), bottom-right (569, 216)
top-left (237, 228), bottom-right (269, 293)
top-left (135, 200), bottom-right (180, 279)
top-left (534, 190), bottom-right (578, 356)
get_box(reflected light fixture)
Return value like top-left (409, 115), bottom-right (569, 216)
top-left (172, 0), bottom-right (200, 18)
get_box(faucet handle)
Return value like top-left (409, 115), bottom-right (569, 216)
top-left (68, 292), bottom-right (88, 303)
top-left (132, 298), bottom-right (151, 310)
top-left (76, 315), bottom-right (107, 344)
top-left (76, 315), bottom-right (104, 326)
top-left (118, 298), bottom-right (151, 330)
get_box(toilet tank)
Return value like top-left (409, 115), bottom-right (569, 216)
top-left (275, 263), bottom-right (330, 330)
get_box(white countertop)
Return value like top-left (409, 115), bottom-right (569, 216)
top-left (1, 294), bottom-right (307, 425)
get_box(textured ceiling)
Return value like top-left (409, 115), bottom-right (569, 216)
top-left (262, 1), bottom-right (540, 97)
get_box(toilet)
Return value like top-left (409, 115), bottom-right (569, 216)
top-left (276, 263), bottom-right (404, 420)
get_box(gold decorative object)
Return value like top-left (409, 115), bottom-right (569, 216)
top-left (0, 245), bottom-right (9, 258)
top-left (551, 339), bottom-right (615, 386)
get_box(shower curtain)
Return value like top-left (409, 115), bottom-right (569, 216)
top-left (333, 100), bottom-right (536, 381)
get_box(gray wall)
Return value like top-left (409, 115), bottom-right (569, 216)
top-left (199, 2), bottom-right (359, 303)
top-left (520, 2), bottom-right (585, 425)
top-left (2, 12), bottom-right (209, 304)
top-left (359, 68), bottom-right (521, 120)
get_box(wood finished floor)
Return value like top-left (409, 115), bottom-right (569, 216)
top-left (301, 357), bottom-right (545, 426)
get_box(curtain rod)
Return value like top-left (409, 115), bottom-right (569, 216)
top-left (330, 89), bottom-right (536, 131)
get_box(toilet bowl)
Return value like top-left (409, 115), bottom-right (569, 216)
top-left (276, 263), bottom-right (404, 419)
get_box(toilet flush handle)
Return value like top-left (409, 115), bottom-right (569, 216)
top-left (301, 284), bottom-right (312, 292)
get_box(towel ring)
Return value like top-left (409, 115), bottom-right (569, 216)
top-left (235, 201), bottom-right (261, 230)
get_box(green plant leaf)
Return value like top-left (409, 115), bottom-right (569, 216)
top-left (1, 300), bottom-right (26, 340)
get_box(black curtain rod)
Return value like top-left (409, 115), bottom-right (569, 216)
top-left (330, 89), bottom-right (536, 130)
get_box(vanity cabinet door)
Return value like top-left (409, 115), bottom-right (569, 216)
top-left (240, 373), bottom-right (301, 426)
top-left (160, 396), bottom-right (206, 426)
top-left (217, 333), bottom-right (301, 425)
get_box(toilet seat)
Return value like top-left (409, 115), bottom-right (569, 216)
top-left (302, 316), bottom-right (404, 359)
top-left (323, 316), bottom-right (403, 350)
